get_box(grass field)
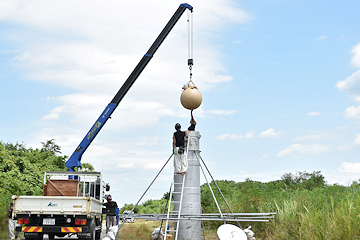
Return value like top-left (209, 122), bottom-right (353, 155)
top-left (118, 219), bottom-right (219, 240)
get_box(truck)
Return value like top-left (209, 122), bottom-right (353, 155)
top-left (12, 3), bottom-right (193, 239)
top-left (13, 171), bottom-right (107, 239)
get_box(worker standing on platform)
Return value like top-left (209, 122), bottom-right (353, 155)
top-left (103, 195), bottom-right (118, 233)
top-left (188, 110), bottom-right (196, 131)
top-left (173, 123), bottom-right (189, 174)
top-left (188, 118), bottom-right (196, 131)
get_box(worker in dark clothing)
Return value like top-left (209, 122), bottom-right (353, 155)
top-left (173, 123), bottom-right (189, 174)
top-left (103, 195), bottom-right (118, 232)
top-left (188, 110), bottom-right (196, 131)
top-left (188, 118), bottom-right (196, 131)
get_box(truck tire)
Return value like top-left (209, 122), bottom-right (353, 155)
top-left (95, 229), bottom-right (101, 240)
top-left (90, 218), bottom-right (96, 240)
top-left (78, 218), bottom-right (95, 240)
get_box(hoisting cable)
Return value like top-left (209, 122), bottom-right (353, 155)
top-left (187, 9), bottom-right (195, 87)
top-left (186, 9), bottom-right (197, 122)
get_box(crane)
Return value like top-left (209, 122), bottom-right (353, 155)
top-left (65, 3), bottom-right (193, 171)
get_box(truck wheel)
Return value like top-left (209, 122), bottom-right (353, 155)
top-left (90, 218), bottom-right (96, 240)
top-left (95, 229), bottom-right (101, 240)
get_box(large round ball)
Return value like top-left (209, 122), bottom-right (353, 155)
top-left (180, 86), bottom-right (202, 110)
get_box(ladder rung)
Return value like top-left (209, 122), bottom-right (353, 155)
top-left (170, 210), bottom-right (179, 213)
top-left (174, 182), bottom-right (183, 184)
top-left (166, 230), bottom-right (177, 232)
top-left (172, 192), bottom-right (181, 194)
top-left (171, 201), bottom-right (180, 203)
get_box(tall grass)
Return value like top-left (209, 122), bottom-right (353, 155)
top-left (3, 175), bottom-right (360, 239)
top-left (236, 184), bottom-right (360, 240)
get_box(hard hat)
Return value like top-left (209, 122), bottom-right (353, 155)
top-left (107, 195), bottom-right (112, 200)
top-left (175, 123), bottom-right (181, 130)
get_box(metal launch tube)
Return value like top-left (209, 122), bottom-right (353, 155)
top-left (174, 131), bottom-right (202, 239)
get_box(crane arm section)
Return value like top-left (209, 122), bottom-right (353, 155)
top-left (65, 3), bottom-right (193, 171)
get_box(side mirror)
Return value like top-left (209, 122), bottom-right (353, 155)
top-left (106, 183), bottom-right (110, 191)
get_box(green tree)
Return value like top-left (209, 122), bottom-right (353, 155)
top-left (79, 163), bottom-right (95, 172)
top-left (41, 139), bottom-right (62, 154)
top-left (0, 140), bottom-right (70, 232)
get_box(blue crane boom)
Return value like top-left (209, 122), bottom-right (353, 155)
top-left (65, 3), bottom-right (193, 171)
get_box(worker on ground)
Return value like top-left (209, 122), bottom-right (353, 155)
top-left (173, 123), bottom-right (189, 174)
top-left (103, 195), bottom-right (118, 233)
top-left (188, 110), bottom-right (196, 131)
top-left (7, 197), bottom-right (20, 240)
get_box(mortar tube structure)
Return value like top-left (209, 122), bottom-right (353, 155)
top-left (173, 131), bottom-right (202, 239)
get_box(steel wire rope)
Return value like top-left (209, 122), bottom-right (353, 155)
top-left (196, 152), bottom-right (243, 229)
top-left (196, 155), bottom-right (225, 223)
top-left (118, 153), bottom-right (174, 231)
top-left (187, 9), bottom-right (195, 87)
top-left (187, 10), bottom-right (193, 64)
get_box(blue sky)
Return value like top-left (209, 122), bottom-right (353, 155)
top-left (1, 0), bottom-right (360, 206)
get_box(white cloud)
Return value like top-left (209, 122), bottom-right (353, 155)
top-left (293, 135), bottom-right (322, 141)
top-left (336, 133), bottom-right (360, 150)
top-left (307, 112), bottom-right (323, 116)
top-left (40, 113), bottom-right (59, 121)
top-left (337, 162), bottom-right (360, 173)
top-left (262, 154), bottom-right (268, 158)
top-left (216, 131), bottom-right (255, 140)
top-left (316, 35), bottom-right (327, 40)
top-left (4, 0), bottom-right (249, 87)
top-left (259, 128), bottom-right (285, 138)
top-left (277, 144), bottom-right (330, 158)
top-left (41, 92), bottom-right (182, 131)
top-left (116, 162), bottom-right (134, 169)
top-left (344, 105), bottom-right (360, 119)
top-left (351, 42), bottom-right (360, 68)
top-left (353, 133), bottom-right (360, 145)
top-left (335, 43), bottom-right (360, 101)
top-left (338, 145), bottom-right (352, 151)
top-left (233, 40), bottom-right (244, 44)
top-left (3, 0), bottom-right (250, 133)
top-left (336, 126), bottom-right (347, 130)
top-left (336, 70), bottom-right (360, 99)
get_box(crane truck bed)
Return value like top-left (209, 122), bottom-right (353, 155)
top-left (13, 196), bottom-right (102, 216)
